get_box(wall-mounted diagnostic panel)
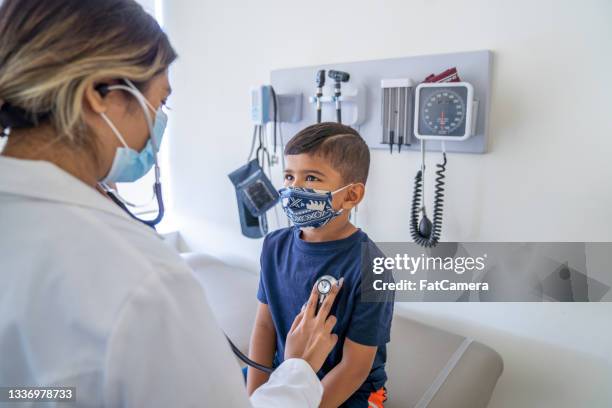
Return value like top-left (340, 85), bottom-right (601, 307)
top-left (270, 50), bottom-right (491, 154)
top-left (253, 50), bottom-right (493, 248)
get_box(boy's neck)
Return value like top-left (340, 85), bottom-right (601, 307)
top-left (299, 218), bottom-right (358, 243)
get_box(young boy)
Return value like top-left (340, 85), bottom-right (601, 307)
top-left (247, 122), bottom-right (395, 408)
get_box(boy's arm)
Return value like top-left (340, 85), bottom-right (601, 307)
top-left (246, 301), bottom-right (277, 396)
top-left (319, 338), bottom-right (377, 408)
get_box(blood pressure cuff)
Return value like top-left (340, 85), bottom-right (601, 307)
top-left (228, 159), bottom-right (279, 218)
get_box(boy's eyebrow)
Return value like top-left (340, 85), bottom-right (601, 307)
top-left (297, 169), bottom-right (327, 177)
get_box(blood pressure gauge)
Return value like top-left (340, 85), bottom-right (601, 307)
top-left (315, 275), bottom-right (338, 315)
top-left (414, 82), bottom-right (475, 141)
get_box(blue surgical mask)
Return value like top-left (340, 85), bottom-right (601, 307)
top-left (100, 81), bottom-right (168, 183)
top-left (279, 184), bottom-right (353, 229)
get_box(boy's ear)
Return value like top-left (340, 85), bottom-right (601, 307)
top-left (341, 183), bottom-right (365, 210)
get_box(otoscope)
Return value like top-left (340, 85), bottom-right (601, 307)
top-left (315, 70), bottom-right (326, 123)
top-left (328, 70), bottom-right (350, 124)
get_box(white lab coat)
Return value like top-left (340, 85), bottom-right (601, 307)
top-left (0, 156), bottom-right (323, 407)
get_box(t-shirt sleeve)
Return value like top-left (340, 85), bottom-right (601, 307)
top-left (346, 242), bottom-right (395, 347)
top-left (256, 235), bottom-right (270, 304)
top-left (257, 275), bottom-right (268, 304)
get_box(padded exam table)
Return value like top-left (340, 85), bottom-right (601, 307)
top-left (183, 253), bottom-right (504, 408)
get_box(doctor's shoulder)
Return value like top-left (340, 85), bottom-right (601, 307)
top-left (43, 202), bottom-right (190, 284)
top-left (100, 213), bottom-right (194, 276)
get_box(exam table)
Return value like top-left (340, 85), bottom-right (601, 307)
top-left (183, 253), bottom-right (504, 408)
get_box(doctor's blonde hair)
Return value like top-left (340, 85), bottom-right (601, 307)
top-left (0, 0), bottom-right (176, 148)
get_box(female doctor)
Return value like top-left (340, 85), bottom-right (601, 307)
top-left (0, 0), bottom-right (340, 406)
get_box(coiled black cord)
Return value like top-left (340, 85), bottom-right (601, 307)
top-left (410, 153), bottom-right (447, 247)
top-left (410, 170), bottom-right (424, 240)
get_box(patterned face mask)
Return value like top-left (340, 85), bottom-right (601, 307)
top-left (279, 184), bottom-right (352, 229)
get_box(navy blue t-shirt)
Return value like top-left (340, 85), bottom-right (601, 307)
top-left (257, 227), bottom-right (394, 406)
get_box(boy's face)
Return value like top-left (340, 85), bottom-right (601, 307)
top-left (284, 153), bottom-right (362, 213)
top-left (284, 153), bottom-right (344, 192)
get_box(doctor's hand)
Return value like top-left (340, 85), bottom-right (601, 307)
top-left (284, 279), bottom-right (343, 373)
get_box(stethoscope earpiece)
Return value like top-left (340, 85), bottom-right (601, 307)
top-left (95, 83), bottom-right (110, 98)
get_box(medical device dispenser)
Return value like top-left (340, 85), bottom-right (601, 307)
top-left (250, 85), bottom-right (302, 125)
top-left (381, 78), bottom-right (414, 153)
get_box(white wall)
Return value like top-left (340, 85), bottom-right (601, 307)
top-left (135, 0), bottom-right (155, 16)
top-left (163, 1), bottom-right (612, 406)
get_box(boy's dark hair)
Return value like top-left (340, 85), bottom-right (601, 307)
top-left (284, 122), bottom-right (370, 184)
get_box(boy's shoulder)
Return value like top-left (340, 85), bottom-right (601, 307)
top-left (262, 227), bottom-right (383, 256)
top-left (262, 227), bottom-right (294, 249)
top-left (359, 230), bottom-right (386, 259)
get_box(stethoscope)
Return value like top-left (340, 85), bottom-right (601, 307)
top-left (97, 80), bottom-right (165, 228)
top-left (102, 180), bottom-right (164, 228)
top-left (232, 275), bottom-right (339, 374)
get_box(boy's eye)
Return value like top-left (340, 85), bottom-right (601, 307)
top-left (284, 174), bottom-right (294, 181)
top-left (305, 175), bottom-right (320, 182)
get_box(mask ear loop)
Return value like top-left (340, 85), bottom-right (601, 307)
top-left (106, 81), bottom-right (158, 155)
top-left (98, 81), bottom-right (165, 226)
top-left (124, 80), bottom-right (159, 131)
top-left (98, 83), bottom-right (157, 205)
top-left (331, 183), bottom-right (354, 195)
top-left (327, 183), bottom-right (355, 217)
top-left (122, 80), bottom-right (163, 192)
top-left (99, 112), bottom-right (157, 207)
top-left (99, 113), bottom-right (130, 148)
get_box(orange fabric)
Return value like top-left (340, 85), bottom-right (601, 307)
top-left (367, 387), bottom-right (387, 408)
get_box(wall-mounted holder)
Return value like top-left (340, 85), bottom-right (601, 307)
top-left (271, 50), bottom-right (491, 154)
top-left (307, 83), bottom-right (366, 126)
top-left (250, 85), bottom-right (302, 125)
top-left (381, 78), bottom-right (414, 152)
top-left (276, 93), bottom-right (302, 124)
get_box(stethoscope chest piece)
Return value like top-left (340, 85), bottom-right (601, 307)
top-left (315, 275), bottom-right (338, 314)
